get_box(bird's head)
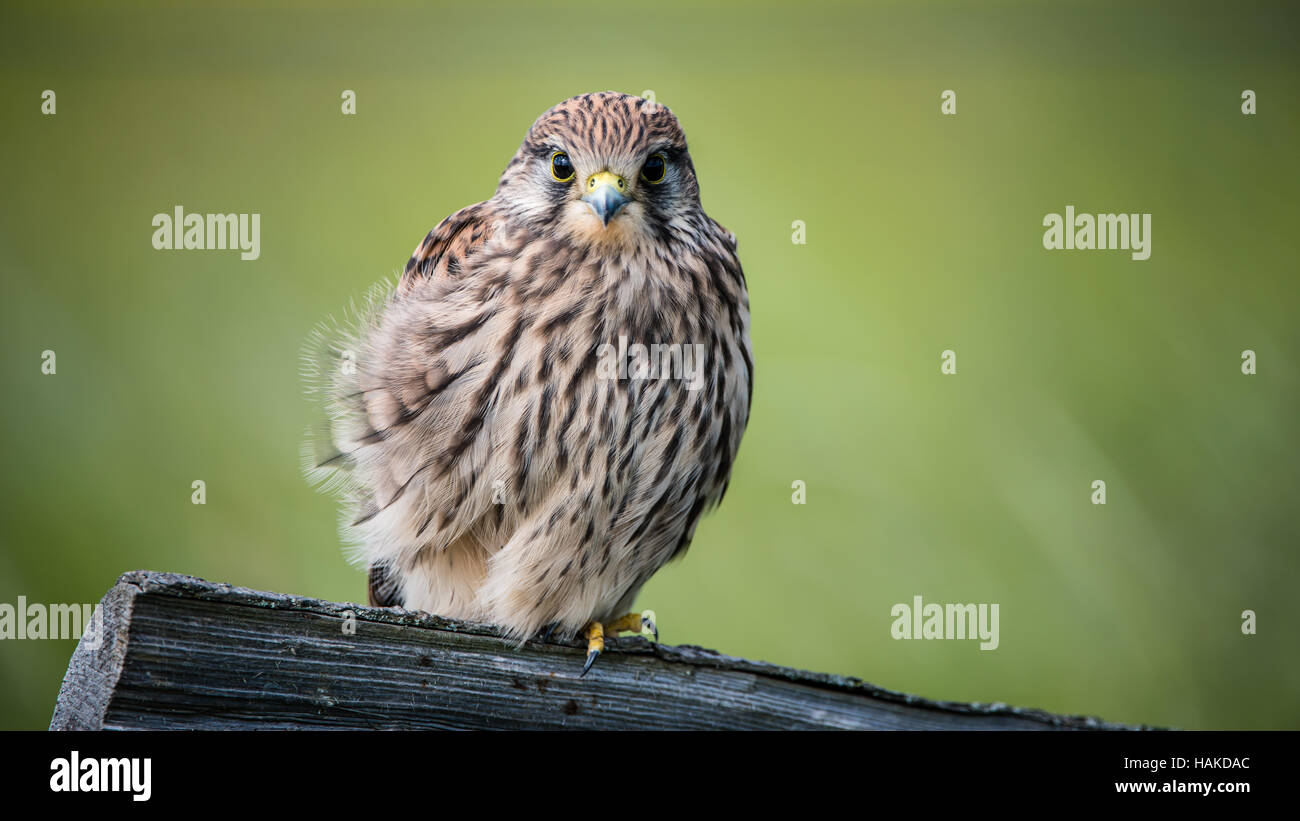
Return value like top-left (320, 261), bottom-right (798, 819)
top-left (494, 92), bottom-right (702, 247)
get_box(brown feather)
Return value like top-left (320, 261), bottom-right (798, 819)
top-left (317, 92), bottom-right (752, 643)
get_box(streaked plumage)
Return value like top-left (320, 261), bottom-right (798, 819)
top-left (308, 92), bottom-right (751, 645)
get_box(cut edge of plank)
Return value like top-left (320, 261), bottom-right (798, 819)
top-left (49, 581), bottom-right (139, 730)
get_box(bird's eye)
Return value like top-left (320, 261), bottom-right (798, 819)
top-left (550, 151), bottom-right (575, 182)
top-left (641, 153), bottom-right (667, 184)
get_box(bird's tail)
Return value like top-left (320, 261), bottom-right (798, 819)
top-left (298, 276), bottom-right (397, 570)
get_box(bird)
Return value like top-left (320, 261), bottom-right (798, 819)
top-left (306, 91), bottom-right (752, 674)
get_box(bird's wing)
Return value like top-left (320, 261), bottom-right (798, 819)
top-left (399, 201), bottom-right (495, 290)
top-left (303, 202), bottom-right (502, 601)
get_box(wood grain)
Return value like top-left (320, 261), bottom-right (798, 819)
top-left (49, 571), bottom-right (1145, 730)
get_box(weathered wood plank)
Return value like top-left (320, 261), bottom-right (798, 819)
top-left (50, 571), bottom-right (1144, 730)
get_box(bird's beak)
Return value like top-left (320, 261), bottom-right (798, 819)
top-left (582, 171), bottom-right (629, 226)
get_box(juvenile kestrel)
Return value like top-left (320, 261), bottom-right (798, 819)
top-left (312, 91), bottom-right (752, 673)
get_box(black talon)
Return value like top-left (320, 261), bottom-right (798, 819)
top-left (537, 622), bottom-right (560, 643)
top-left (642, 615), bottom-right (659, 642)
top-left (581, 648), bottom-right (600, 677)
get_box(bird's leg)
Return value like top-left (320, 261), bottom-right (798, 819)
top-left (581, 621), bottom-right (604, 677)
top-left (580, 611), bottom-right (658, 677)
top-left (605, 611), bottom-right (658, 641)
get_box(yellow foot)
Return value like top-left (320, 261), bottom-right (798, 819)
top-left (581, 611), bottom-right (658, 677)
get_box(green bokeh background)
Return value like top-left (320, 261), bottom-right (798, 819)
top-left (2, 0), bottom-right (1296, 730)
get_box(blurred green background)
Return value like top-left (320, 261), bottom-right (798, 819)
top-left (2, 0), bottom-right (1297, 730)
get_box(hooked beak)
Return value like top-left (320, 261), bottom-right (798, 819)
top-left (582, 171), bottom-right (629, 226)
